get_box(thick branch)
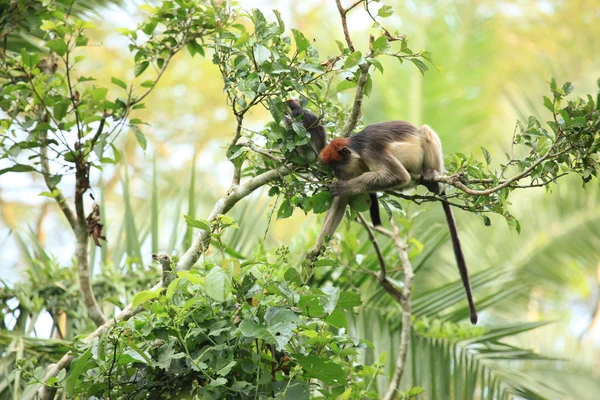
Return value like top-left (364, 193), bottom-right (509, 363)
top-left (373, 223), bottom-right (414, 400)
top-left (357, 219), bottom-right (414, 400)
top-left (227, 115), bottom-right (245, 186)
top-left (177, 165), bottom-right (291, 270)
top-left (39, 131), bottom-right (77, 231)
top-left (341, 63), bottom-right (370, 138)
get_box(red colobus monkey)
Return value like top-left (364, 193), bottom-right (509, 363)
top-left (317, 121), bottom-right (478, 324)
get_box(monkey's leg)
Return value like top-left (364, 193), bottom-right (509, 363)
top-left (333, 158), bottom-right (411, 195)
top-left (309, 195), bottom-right (349, 257)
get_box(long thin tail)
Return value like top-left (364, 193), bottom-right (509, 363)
top-left (369, 193), bottom-right (382, 226)
top-left (440, 197), bottom-right (477, 324)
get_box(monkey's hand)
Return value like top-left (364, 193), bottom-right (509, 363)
top-left (329, 180), bottom-right (350, 196)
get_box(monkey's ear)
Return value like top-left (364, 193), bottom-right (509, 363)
top-left (339, 147), bottom-right (351, 157)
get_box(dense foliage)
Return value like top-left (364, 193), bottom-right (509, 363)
top-left (1, 0), bottom-right (599, 399)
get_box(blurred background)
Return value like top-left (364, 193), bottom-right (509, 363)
top-left (1, 0), bottom-right (600, 398)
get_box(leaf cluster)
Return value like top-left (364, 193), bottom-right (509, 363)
top-left (32, 262), bottom-right (385, 399)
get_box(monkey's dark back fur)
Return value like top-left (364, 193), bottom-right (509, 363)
top-left (348, 121), bottom-right (420, 153)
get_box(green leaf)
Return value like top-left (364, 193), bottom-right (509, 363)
top-left (91, 87), bottom-right (108, 102)
top-left (0, 164), bottom-right (36, 175)
top-left (310, 191), bottom-right (332, 214)
top-left (372, 36), bottom-right (390, 53)
top-left (505, 214), bottom-right (521, 234)
top-left (349, 193), bottom-right (371, 212)
top-left (187, 39), bottom-right (204, 57)
top-left (131, 125), bottom-right (147, 150)
top-left (284, 268), bottom-right (303, 285)
top-left (54, 101), bottom-right (69, 121)
top-left (184, 215), bottom-right (210, 230)
top-left (110, 143), bottom-right (121, 164)
top-left (205, 266), bottom-right (231, 302)
top-left (543, 96), bottom-right (554, 112)
top-left (480, 147), bottom-right (492, 165)
top-left (325, 306), bottom-right (347, 329)
top-left (338, 292), bottom-right (361, 309)
top-left (344, 51), bottom-right (362, 69)
top-left (39, 189), bottom-right (60, 198)
top-left (377, 5), bottom-right (394, 17)
top-left (65, 348), bottom-right (92, 394)
top-left (253, 44), bottom-right (271, 65)
top-left (111, 77), bottom-right (127, 89)
top-left (141, 80), bottom-right (155, 88)
top-left (277, 199), bottom-right (293, 219)
top-left (46, 38), bottom-right (67, 56)
top-left (562, 81), bottom-right (574, 95)
top-left (132, 288), bottom-right (160, 308)
top-left (367, 58), bottom-right (384, 74)
top-left (134, 61), bottom-right (149, 77)
top-left (314, 259), bottom-right (336, 267)
top-left (410, 58), bottom-right (428, 75)
top-left (294, 355), bottom-right (346, 385)
top-left (292, 29), bottom-right (310, 53)
top-left (40, 20), bottom-right (56, 31)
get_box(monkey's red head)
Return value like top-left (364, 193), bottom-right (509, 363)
top-left (320, 138), bottom-right (350, 164)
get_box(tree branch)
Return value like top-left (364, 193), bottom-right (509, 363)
top-left (373, 223), bottom-right (414, 400)
top-left (39, 131), bottom-right (77, 231)
top-left (177, 164), bottom-right (292, 270)
top-left (358, 216), bottom-right (414, 400)
top-left (341, 62), bottom-right (370, 138)
top-left (335, 0), bottom-right (357, 52)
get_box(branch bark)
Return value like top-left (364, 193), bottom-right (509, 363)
top-left (341, 62), bottom-right (370, 138)
top-left (358, 216), bottom-right (414, 400)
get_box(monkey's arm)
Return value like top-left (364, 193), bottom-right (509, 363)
top-left (309, 194), bottom-right (348, 256)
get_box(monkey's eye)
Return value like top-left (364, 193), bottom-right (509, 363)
top-left (339, 147), bottom-right (351, 157)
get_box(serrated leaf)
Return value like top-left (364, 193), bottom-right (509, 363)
top-left (377, 5), bottom-right (394, 17)
top-left (253, 44), bottom-right (271, 65)
top-left (184, 215), bottom-right (210, 230)
top-left (277, 199), bottom-right (293, 219)
top-left (543, 96), bottom-right (554, 112)
top-left (131, 125), bottom-right (147, 150)
top-left (292, 29), bottom-right (310, 53)
top-left (480, 147), bottom-right (492, 165)
top-left (310, 191), bottom-right (332, 214)
top-left (205, 266), bottom-right (231, 302)
top-left (66, 348), bottom-right (92, 394)
top-left (111, 77), bottom-right (127, 89)
top-left (371, 36), bottom-right (390, 53)
top-left (134, 61), bottom-right (149, 77)
top-left (0, 164), bottom-right (36, 175)
top-left (338, 292), bottom-right (361, 309)
top-left (409, 58), bottom-right (428, 75)
top-left (344, 51), bottom-right (362, 69)
top-left (294, 355), bottom-right (345, 385)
